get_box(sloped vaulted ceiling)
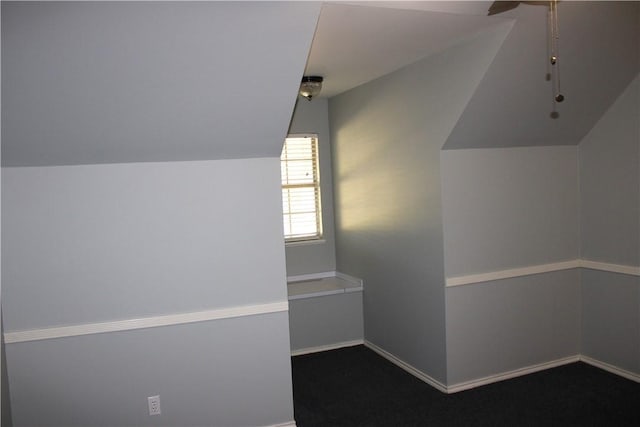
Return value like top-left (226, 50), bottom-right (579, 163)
top-left (304, 2), bottom-right (509, 98)
top-left (1, 1), bottom-right (321, 166)
top-left (443, 1), bottom-right (639, 149)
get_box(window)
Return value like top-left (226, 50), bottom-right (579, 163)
top-left (281, 134), bottom-right (323, 242)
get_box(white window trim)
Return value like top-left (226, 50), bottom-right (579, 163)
top-left (281, 133), bottom-right (323, 243)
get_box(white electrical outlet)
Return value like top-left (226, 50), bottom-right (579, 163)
top-left (148, 395), bottom-right (161, 415)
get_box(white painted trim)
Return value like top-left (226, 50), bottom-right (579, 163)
top-left (288, 289), bottom-right (345, 300)
top-left (290, 344), bottom-right (639, 396)
top-left (287, 271), bottom-right (337, 283)
top-left (285, 238), bottom-right (327, 248)
top-left (446, 355), bottom-right (580, 393)
top-left (267, 422), bottom-right (297, 427)
top-left (364, 341), bottom-right (585, 394)
top-left (580, 355), bottom-right (640, 383)
top-left (4, 301), bottom-right (289, 344)
top-left (287, 271), bottom-right (364, 286)
top-left (335, 271), bottom-right (364, 287)
top-left (291, 262), bottom-right (638, 290)
top-left (445, 260), bottom-right (580, 287)
top-left (445, 258), bottom-right (640, 287)
top-left (287, 271), bottom-right (364, 300)
top-left (291, 339), bottom-right (364, 356)
top-left (579, 259), bottom-right (640, 276)
top-left (364, 340), bottom-right (448, 393)
top-left (287, 286), bottom-right (363, 301)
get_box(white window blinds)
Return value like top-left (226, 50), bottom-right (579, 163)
top-left (281, 135), bottom-right (322, 242)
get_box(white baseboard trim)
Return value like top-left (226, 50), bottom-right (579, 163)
top-left (362, 343), bottom-right (638, 393)
top-left (364, 340), bottom-right (448, 393)
top-left (311, 342), bottom-right (639, 393)
top-left (580, 355), bottom-right (640, 383)
top-left (291, 339), bottom-right (364, 356)
top-left (447, 355), bottom-right (580, 393)
top-left (364, 341), bottom-right (582, 394)
top-left (446, 258), bottom-right (640, 287)
top-left (4, 301), bottom-right (289, 344)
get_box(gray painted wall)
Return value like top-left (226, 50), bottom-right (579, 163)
top-left (0, 3), bottom-right (323, 424)
top-left (2, 160), bottom-right (287, 331)
top-left (1, 323), bottom-right (11, 427)
top-left (329, 22), bottom-right (512, 383)
top-left (581, 270), bottom-right (639, 374)
top-left (446, 270), bottom-right (581, 385)
top-left (2, 158), bottom-right (295, 426)
top-left (289, 293), bottom-right (363, 352)
top-left (579, 75), bottom-right (640, 267)
top-left (1, 1), bottom-right (319, 166)
top-left (579, 75), bottom-right (640, 374)
top-left (6, 312), bottom-right (293, 427)
top-left (0, 3), bottom-right (8, 423)
top-left (442, 146), bottom-right (580, 384)
top-left (286, 98), bottom-right (337, 276)
top-left (441, 146), bottom-right (579, 277)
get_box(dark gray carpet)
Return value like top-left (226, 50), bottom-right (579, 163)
top-left (292, 345), bottom-right (640, 427)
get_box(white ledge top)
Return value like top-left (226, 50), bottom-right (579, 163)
top-left (287, 273), bottom-right (363, 300)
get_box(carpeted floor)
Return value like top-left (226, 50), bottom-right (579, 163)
top-left (292, 345), bottom-right (640, 427)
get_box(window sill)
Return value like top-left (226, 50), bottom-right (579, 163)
top-left (287, 272), bottom-right (363, 301)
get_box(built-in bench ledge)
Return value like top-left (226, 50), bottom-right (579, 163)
top-left (287, 272), bottom-right (363, 300)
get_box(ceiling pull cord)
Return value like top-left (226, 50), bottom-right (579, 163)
top-left (550, 0), bottom-right (564, 103)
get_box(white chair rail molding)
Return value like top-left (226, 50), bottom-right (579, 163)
top-left (445, 258), bottom-right (640, 287)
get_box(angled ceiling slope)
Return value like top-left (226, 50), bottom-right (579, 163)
top-left (305, 2), bottom-right (509, 98)
top-left (2, 2), bottom-right (321, 166)
top-left (444, 1), bottom-right (640, 149)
